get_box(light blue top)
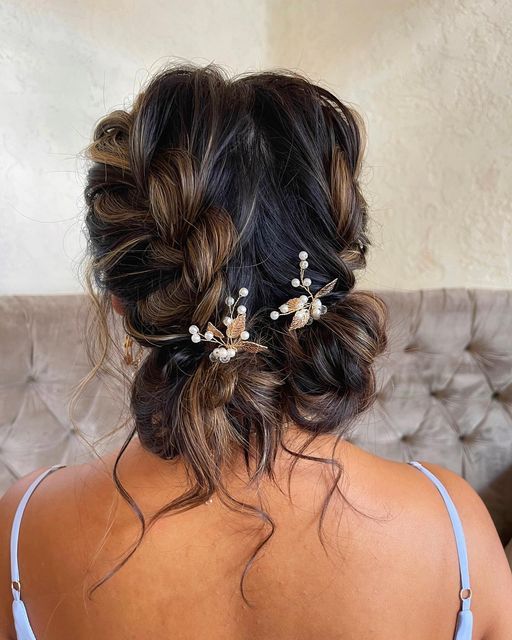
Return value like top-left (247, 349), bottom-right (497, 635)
top-left (10, 464), bottom-right (66, 640)
top-left (9, 460), bottom-right (473, 639)
top-left (408, 460), bottom-right (473, 639)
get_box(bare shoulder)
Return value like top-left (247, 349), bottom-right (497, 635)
top-left (0, 462), bottom-right (106, 640)
top-left (414, 460), bottom-right (512, 639)
top-left (329, 443), bottom-right (512, 639)
top-left (0, 466), bottom-right (63, 640)
top-left (0, 463), bottom-right (92, 528)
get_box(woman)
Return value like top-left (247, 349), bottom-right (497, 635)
top-left (0, 62), bottom-right (511, 640)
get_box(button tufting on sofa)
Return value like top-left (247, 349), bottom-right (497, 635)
top-left (1, 289), bottom-right (511, 548)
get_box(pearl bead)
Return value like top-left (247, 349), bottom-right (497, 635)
top-left (296, 310), bottom-right (305, 319)
top-left (299, 251), bottom-right (308, 260)
top-left (209, 352), bottom-right (217, 361)
top-left (191, 333), bottom-right (201, 343)
top-left (225, 296), bottom-right (235, 305)
top-left (237, 305), bottom-right (247, 314)
top-left (312, 298), bottom-right (322, 308)
top-left (227, 348), bottom-right (236, 358)
top-left (212, 348), bottom-right (221, 357)
top-left (291, 278), bottom-right (300, 287)
top-left (223, 316), bottom-right (233, 325)
top-left (189, 325), bottom-right (199, 334)
top-left (279, 304), bottom-right (289, 313)
top-left (300, 260), bottom-right (309, 269)
top-left (218, 347), bottom-right (227, 357)
top-left (270, 310), bottom-right (279, 320)
top-left (312, 309), bottom-right (322, 319)
top-left (240, 331), bottom-right (250, 340)
top-left (299, 295), bottom-right (308, 303)
top-left (204, 331), bottom-right (214, 341)
top-left (239, 287), bottom-right (249, 297)
top-left (303, 277), bottom-right (312, 286)
top-left (321, 305), bottom-right (328, 314)
top-left (220, 355), bottom-right (230, 363)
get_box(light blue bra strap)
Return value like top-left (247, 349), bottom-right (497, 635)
top-left (10, 464), bottom-right (66, 601)
top-left (408, 461), bottom-right (472, 613)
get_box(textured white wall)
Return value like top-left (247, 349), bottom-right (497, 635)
top-left (267, 0), bottom-right (512, 290)
top-left (0, 1), bottom-right (268, 294)
top-left (1, 0), bottom-right (510, 294)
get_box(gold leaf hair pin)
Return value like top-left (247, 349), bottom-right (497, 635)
top-left (189, 287), bottom-right (268, 364)
top-left (270, 251), bottom-right (338, 330)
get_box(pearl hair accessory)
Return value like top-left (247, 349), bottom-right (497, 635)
top-left (270, 251), bottom-right (338, 330)
top-left (188, 287), bottom-right (268, 363)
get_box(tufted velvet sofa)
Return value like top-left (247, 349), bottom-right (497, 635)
top-left (0, 289), bottom-right (511, 563)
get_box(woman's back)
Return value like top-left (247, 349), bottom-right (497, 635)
top-left (1, 434), bottom-right (511, 639)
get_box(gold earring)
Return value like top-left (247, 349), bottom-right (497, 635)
top-left (123, 333), bottom-right (144, 369)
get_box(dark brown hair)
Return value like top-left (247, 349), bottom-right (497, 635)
top-left (79, 61), bottom-right (388, 604)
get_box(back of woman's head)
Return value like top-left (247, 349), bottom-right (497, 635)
top-left (81, 61), bottom-right (387, 598)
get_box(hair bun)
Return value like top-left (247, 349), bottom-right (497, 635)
top-left (282, 289), bottom-right (387, 430)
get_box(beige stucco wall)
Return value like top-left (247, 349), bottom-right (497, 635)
top-left (1, 0), bottom-right (510, 293)
top-left (0, 1), bottom-right (268, 294)
top-left (267, 0), bottom-right (512, 291)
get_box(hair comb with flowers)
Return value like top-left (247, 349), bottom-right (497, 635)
top-left (189, 287), bottom-right (268, 364)
top-left (269, 251), bottom-right (338, 330)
